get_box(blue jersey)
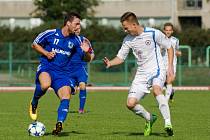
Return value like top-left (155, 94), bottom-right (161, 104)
top-left (33, 29), bottom-right (80, 73)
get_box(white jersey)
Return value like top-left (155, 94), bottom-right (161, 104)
top-left (161, 36), bottom-right (179, 72)
top-left (117, 27), bottom-right (172, 74)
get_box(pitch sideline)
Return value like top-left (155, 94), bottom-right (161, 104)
top-left (0, 86), bottom-right (210, 92)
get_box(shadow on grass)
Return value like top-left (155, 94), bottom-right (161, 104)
top-left (44, 130), bottom-right (86, 137)
top-left (103, 131), bottom-right (166, 137)
top-left (69, 110), bottom-right (91, 114)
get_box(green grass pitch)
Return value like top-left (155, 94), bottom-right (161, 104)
top-left (0, 90), bottom-right (209, 140)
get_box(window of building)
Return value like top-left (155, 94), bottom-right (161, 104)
top-left (185, 0), bottom-right (202, 9)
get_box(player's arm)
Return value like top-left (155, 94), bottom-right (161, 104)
top-left (167, 46), bottom-right (174, 82)
top-left (103, 37), bottom-right (130, 68)
top-left (167, 47), bottom-right (174, 69)
top-left (32, 43), bottom-right (56, 59)
top-left (80, 39), bottom-right (92, 62)
top-left (32, 30), bottom-right (56, 59)
top-left (156, 29), bottom-right (174, 80)
top-left (103, 56), bottom-right (124, 68)
top-left (175, 39), bottom-right (181, 56)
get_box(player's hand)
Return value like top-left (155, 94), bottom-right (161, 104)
top-left (46, 51), bottom-right (56, 59)
top-left (103, 57), bottom-right (111, 68)
top-left (81, 39), bottom-right (91, 53)
top-left (176, 50), bottom-right (182, 56)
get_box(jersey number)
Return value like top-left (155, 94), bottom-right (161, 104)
top-left (53, 38), bottom-right (59, 45)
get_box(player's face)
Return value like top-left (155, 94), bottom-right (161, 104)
top-left (67, 17), bottom-right (81, 34)
top-left (164, 26), bottom-right (173, 38)
top-left (122, 21), bottom-right (138, 36)
top-left (75, 27), bottom-right (81, 35)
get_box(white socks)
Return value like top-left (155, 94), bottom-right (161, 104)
top-left (156, 94), bottom-right (172, 126)
top-left (132, 104), bottom-right (151, 121)
top-left (130, 95), bottom-right (172, 127)
top-left (165, 84), bottom-right (172, 101)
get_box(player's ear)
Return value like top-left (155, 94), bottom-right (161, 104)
top-left (67, 21), bottom-right (71, 26)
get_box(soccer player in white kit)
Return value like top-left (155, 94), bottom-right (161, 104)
top-left (162, 23), bottom-right (182, 102)
top-left (103, 12), bottom-right (174, 136)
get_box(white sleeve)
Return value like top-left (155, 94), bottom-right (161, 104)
top-left (176, 39), bottom-right (179, 50)
top-left (116, 40), bottom-right (130, 60)
top-left (155, 30), bottom-right (172, 49)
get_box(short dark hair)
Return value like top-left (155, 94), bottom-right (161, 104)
top-left (64, 12), bottom-right (81, 26)
top-left (164, 22), bottom-right (174, 30)
top-left (120, 12), bottom-right (139, 25)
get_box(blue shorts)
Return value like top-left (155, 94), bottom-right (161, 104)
top-left (49, 70), bottom-right (76, 94)
top-left (35, 64), bottom-right (76, 94)
top-left (70, 66), bottom-right (88, 86)
top-left (35, 64), bottom-right (49, 85)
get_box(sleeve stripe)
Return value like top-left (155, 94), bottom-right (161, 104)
top-left (34, 29), bottom-right (56, 44)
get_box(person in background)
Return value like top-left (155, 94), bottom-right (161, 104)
top-left (162, 22), bottom-right (181, 102)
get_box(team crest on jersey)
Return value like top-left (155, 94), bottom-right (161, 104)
top-left (68, 41), bottom-right (74, 49)
top-left (145, 40), bottom-right (151, 45)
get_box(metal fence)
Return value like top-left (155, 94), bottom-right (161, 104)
top-left (0, 42), bottom-right (209, 86)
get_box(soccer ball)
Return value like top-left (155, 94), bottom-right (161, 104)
top-left (28, 121), bottom-right (46, 137)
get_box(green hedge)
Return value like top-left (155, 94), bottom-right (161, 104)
top-left (1, 23), bottom-right (210, 60)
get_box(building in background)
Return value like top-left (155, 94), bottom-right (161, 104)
top-left (0, 0), bottom-right (41, 29)
top-left (0, 0), bottom-right (209, 30)
top-left (95, 0), bottom-right (210, 30)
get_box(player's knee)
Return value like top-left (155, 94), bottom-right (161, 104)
top-left (153, 86), bottom-right (162, 96)
top-left (57, 86), bottom-right (71, 100)
top-left (79, 83), bottom-right (86, 90)
top-left (60, 93), bottom-right (71, 100)
top-left (126, 100), bottom-right (136, 110)
top-left (41, 83), bottom-right (50, 90)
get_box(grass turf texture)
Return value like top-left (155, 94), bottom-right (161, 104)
top-left (0, 90), bottom-right (209, 140)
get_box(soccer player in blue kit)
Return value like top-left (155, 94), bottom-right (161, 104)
top-left (69, 27), bottom-right (95, 114)
top-left (29, 12), bottom-right (92, 135)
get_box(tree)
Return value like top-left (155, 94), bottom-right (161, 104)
top-left (32, 0), bottom-right (100, 21)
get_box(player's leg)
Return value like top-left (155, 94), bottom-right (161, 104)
top-left (153, 79), bottom-right (174, 136)
top-left (165, 65), bottom-right (176, 102)
top-left (52, 86), bottom-right (71, 135)
top-left (169, 71), bottom-right (176, 102)
top-left (32, 72), bottom-right (51, 105)
top-left (165, 76), bottom-right (175, 102)
top-left (127, 91), bottom-right (151, 122)
top-left (77, 68), bottom-right (88, 113)
top-left (127, 83), bottom-right (157, 136)
top-left (78, 82), bottom-right (86, 113)
top-left (29, 72), bottom-right (51, 121)
top-left (51, 74), bottom-right (76, 135)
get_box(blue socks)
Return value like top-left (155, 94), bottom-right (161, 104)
top-left (57, 99), bottom-right (70, 123)
top-left (31, 84), bottom-right (46, 106)
top-left (79, 89), bottom-right (87, 111)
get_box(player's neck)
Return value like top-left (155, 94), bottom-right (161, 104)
top-left (137, 26), bottom-right (144, 35)
top-left (61, 26), bottom-right (71, 37)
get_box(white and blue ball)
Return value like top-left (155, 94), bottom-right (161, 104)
top-left (28, 121), bottom-right (46, 137)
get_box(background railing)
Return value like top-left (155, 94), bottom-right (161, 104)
top-left (0, 42), bottom-right (209, 86)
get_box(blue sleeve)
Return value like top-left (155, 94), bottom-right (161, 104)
top-left (33, 29), bottom-right (56, 47)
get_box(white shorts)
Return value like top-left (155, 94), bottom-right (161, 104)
top-left (128, 69), bottom-right (166, 101)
